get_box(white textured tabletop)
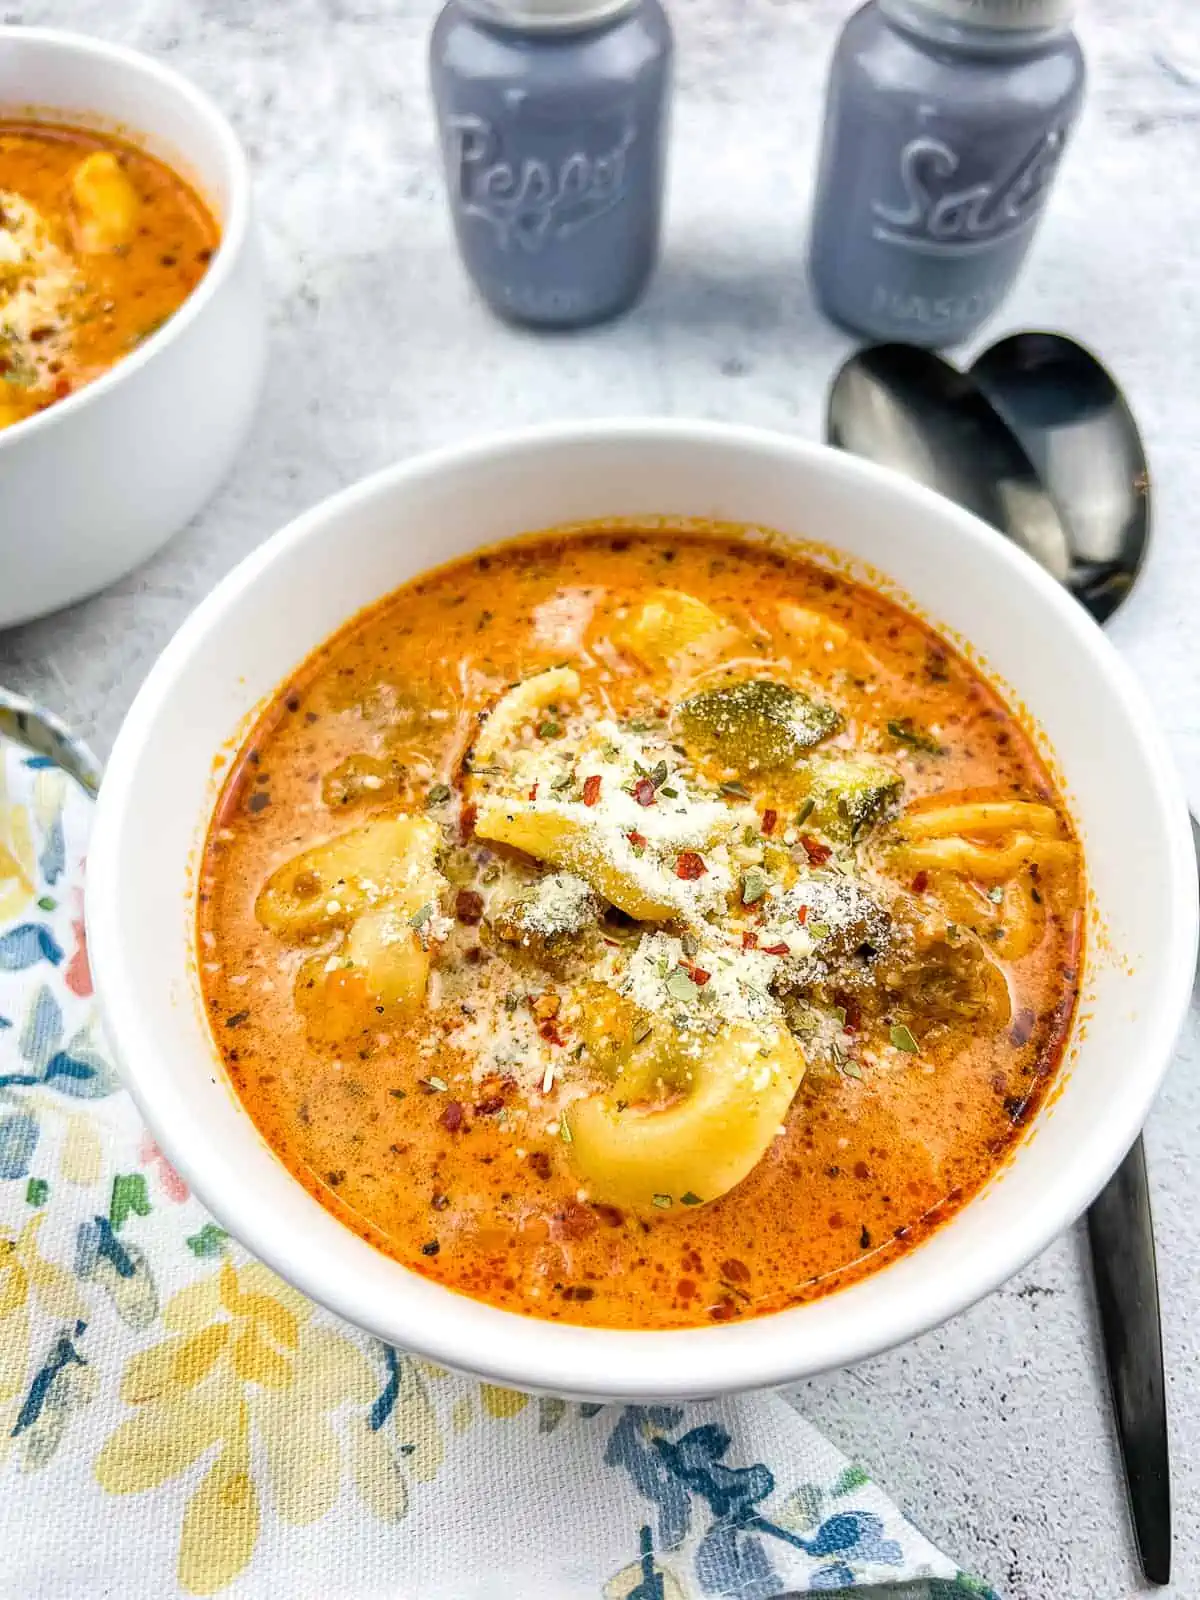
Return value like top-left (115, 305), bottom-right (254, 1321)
top-left (3, 2), bottom-right (1198, 1595)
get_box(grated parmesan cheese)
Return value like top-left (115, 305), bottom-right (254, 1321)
top-left (0, 191), bottom-right (79, 391)
top-left (477, 719), bottom-right (754, 924)
top-left (493, 871), bottom-right (598, 943)
top-left (611, 930), bottom-right (782, 1029)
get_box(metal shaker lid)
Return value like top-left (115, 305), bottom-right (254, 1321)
top-left (893, 0), bottom-right (1076, 29)
top-left (459, 0), bottom-right (638, 30)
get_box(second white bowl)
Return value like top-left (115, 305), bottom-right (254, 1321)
top-left (0, 27), bottom-right (265, 627)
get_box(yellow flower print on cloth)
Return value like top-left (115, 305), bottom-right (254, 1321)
top-left (0, 1212), bottom-right (96, 1470)
top-left (0, 756), bottom-right (37, 924)
top-left (96, 1257), bottom-right (446, 1596)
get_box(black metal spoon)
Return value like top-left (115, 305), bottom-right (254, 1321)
top-left (972, 332), bottom-right (1149, 626)
top-left (828, 336), bottom-right (1174, 1587)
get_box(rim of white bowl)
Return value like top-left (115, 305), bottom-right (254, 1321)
top-left (87, 421), bottom-right (1200, 1398)
top-left (0, 26), bottom-right (251, 455)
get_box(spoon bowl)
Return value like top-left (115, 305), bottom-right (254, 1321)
top-left (827, 342), bottom-right (1074, 585)
top-left (971, 333), bottom-right (1151, 624)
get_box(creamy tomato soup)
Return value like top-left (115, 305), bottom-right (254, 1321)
top-left (199, 529), bottom-right (1083, 1330)
top-left (0, 122), bottom-right (218, 429)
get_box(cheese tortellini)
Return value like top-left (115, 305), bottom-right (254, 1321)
top-left (258, 814), bottom-right (446, 1029)
top-left (472, 666), bottom-right (581, 767)
top-left (566, 1021), bottom-right (806, 1214)
top-left (891, 799), bottom-right (1076, 960)
top-left (611, 587), bottom-right (743, 677)
top-left (256, 814), bottom-right (442, 937)
top-left (71, 151), bottom-right (139, 252)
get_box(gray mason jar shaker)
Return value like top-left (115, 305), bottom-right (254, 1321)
top-left (809, 0), bottom-right (1085, 348)
top-left (430, 0), bottom-right (673, 330)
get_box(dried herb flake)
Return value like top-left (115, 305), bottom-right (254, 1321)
top-left (741, 867), bottom-right (770, 906)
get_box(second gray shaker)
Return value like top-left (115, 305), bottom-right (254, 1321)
top-left (430, 0), bottom-right (672, 330)
top-left (809, 0), bottom-right (1085, 348)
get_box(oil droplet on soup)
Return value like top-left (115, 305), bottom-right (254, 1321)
top-left (198, 530), bottom-right (1083, 1329)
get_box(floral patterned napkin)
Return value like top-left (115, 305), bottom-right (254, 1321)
top-left (0, 725), bottom-right (998, 1600)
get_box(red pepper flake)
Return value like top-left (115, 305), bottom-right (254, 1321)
top-left (539, 1022), bottom-right (566, 1047)
top-left (439, 1100), bottom-right (465, 1133)
top-left (741, 929), bottom-right (758, 950)
top-left (459, 802), bottom-right (477, 844)
top-left (582, 774), bottom-right (602, 806)
top-left (674, 851), bottom-right (707, 880)
top-left (761, 808), bottom-right (778, 836)
top-left (527, 1150), bottom-right (552, 1180)
top-left (685, 964), bottom-right (712, 986)
top-left (476, 1072), bottom-right (515, 1108)
top-left (528, 782), bottom-right (539, 801)
top-left (911, 870), bottom-right (929, 894)
top-left (475, 1094), bottom-right (506, 1116)
top-left (801, 834), bottom-right (832, 865)
top-left (796, 904), bottom-right (808, 925)
top-left (455, 889), bottom-right (484, 925)
top-left (761, 942), bottom-right (790, 957)
top-left (633, 777), bottom-right (657, 807)
top-left (627, 829), bottom-right (647, 850)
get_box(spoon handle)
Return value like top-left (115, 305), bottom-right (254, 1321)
top-left (1086, 1132), bottom-right (1171, 1586)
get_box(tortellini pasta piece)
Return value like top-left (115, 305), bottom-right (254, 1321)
top-left (776, 602), bottom-right (851, 655)
top-left (256, 814), bottom-right (442, 938)
top-left (900, 800), bottom-right (1064, 842)
top-left (566, 1021), bottom-right (806, 1213)
top-left (894, 799), bottom-right (1074, 883)
top-left (292, 902), bottom-right (434, 1044)
top-left (776, 600), bottom-right (884, 681)
top-left (272, 815), bottom-right (447, 1039)
top-left (472, 667), bottom-right (581, 768)
top-left (474, 714), bottom-right (739, 920)
top-left (345, 902), bottom-right (432, 1010)
top-left (891, 799), bottom-right (1075, 960)
top-left (474, 801), bottom-right (682, 921)
top-left (293, 960), bottom-right (367, 1045)
top-left (612, 588), bottom-right (742, 675)
top-left (71, 152), bottom-right (139, 252)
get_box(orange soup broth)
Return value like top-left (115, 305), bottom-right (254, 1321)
top-left (199, 531), bottom-right (1083, 1330)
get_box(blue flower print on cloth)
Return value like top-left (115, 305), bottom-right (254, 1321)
top-left (0, 725), bottom-right (1000, 1599)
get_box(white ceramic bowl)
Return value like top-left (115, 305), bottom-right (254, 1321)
top-left (88, 422), bottom-right (1198, 1401)
top-left (0, 27), bottom-right (265, 627)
